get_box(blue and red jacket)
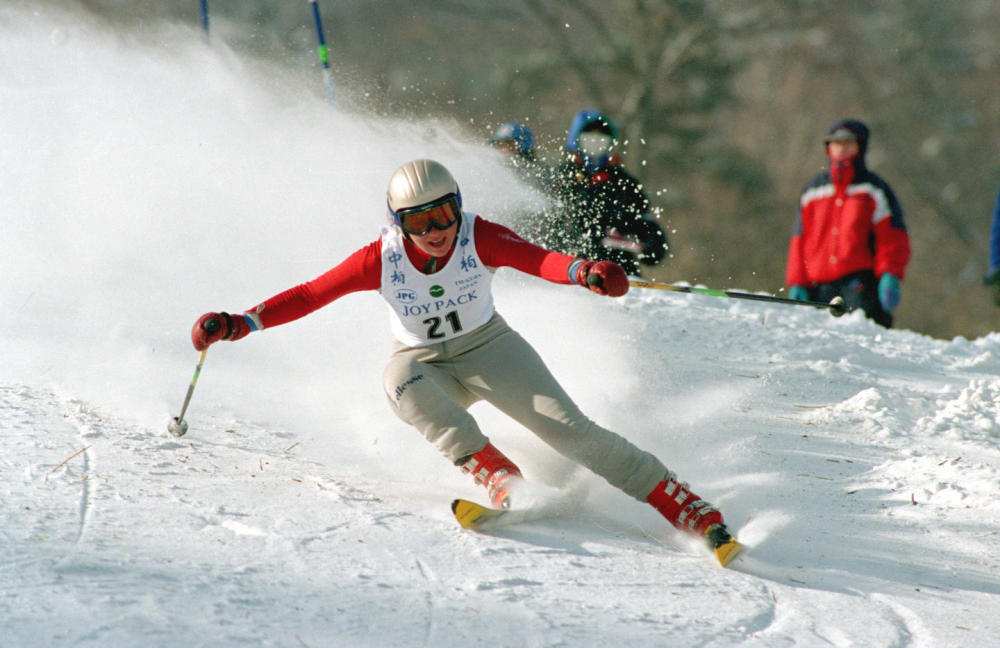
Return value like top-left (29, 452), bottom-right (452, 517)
top-left (786, 155), bottom-right (910, 287)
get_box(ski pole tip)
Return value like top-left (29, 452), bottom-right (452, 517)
top-left (168, 416), bottom-right (189, 437)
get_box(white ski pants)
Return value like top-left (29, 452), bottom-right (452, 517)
top-left (382, 313), bottom-right (666, 501)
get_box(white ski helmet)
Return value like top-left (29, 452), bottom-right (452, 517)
top-left (386, 159), bottom-right (462, 227)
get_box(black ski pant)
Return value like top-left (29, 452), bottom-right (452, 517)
top-left (810, 269), bottom-right (892, 328)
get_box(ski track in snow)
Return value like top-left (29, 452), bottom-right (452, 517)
top-left (3, 6), bottom-right (1000, 646)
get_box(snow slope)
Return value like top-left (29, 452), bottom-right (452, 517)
top-left (3, 7), bottom-right (999, 647)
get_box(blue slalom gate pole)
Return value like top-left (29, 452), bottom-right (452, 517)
top-left (199, 0), bottom-right (209, 40)
top-left (309, 0), bottom-right (336, 105)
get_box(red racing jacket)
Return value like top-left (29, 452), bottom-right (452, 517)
top-left (785, 159), bottom-right (910, 287)
top-left (242, 215), bottom-right (579, 330)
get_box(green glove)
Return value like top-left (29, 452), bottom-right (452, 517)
top-left (878, 274), bottom-right (901, 312)
top-left (788, 285), bottom-right (809, 301)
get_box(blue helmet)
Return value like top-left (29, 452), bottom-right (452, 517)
top-left (566, 109), bottom-right (618, 171)
top-left (490, 122), bottom-right (534, 156)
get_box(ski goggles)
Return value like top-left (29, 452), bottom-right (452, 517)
top-left (396, 195), bottom-right (460, 236)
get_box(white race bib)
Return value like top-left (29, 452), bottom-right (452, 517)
top-left (380, 214), bottom-right (495, 347)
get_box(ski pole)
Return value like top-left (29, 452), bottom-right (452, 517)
top-left (308, 0), bottom-right (336, 105)
top-left (167, 318), bottom-right (219, 437)
top-left (628, 279), bottom-right (848, 317)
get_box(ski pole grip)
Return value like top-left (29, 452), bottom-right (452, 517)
top-left (586, 272), bottom-right (604, 288)
top-left (203, 317), bottom-right (222, 333)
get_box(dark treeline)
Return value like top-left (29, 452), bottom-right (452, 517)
top-left (73, 0), bottom-right (1000, 339)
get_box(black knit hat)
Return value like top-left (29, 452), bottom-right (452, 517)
top-left (824, 118), bottom-right (870, 155)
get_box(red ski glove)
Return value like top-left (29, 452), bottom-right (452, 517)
top-left (191, 312), bottom-right (251, 351)
top-left (572, 260), bottom-right (629, 297)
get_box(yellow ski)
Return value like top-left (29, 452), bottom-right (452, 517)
top-left (451, 498), bottom-right (508, 530)
top-left (453, 498), bottom-right (746, 567)
top-left (705, 523), bottom-right (745, 566)
top-left (713, 538), bottom-right (745, 567)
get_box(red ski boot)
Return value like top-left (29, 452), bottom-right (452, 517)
top-left (647, 473), bottom-right (743, 565)
top-left (458, 443), bottom-right (523, 509)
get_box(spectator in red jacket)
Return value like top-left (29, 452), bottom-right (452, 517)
top-left (786, 119), bottom-right (911, 328)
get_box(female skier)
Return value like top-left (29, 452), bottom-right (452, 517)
top-left (190, 159), bottom-right (738, 562)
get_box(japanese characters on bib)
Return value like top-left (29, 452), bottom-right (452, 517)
top-left (380, 214), bottom-right (496, 347)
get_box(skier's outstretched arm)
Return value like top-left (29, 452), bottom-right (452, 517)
top-left (191, 241), bottom-right (382, 351)
top-left (473, 217), bottom-right (628, 297)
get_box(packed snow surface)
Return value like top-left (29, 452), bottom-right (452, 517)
top-left (2, 7), bottom-right (999, 647)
